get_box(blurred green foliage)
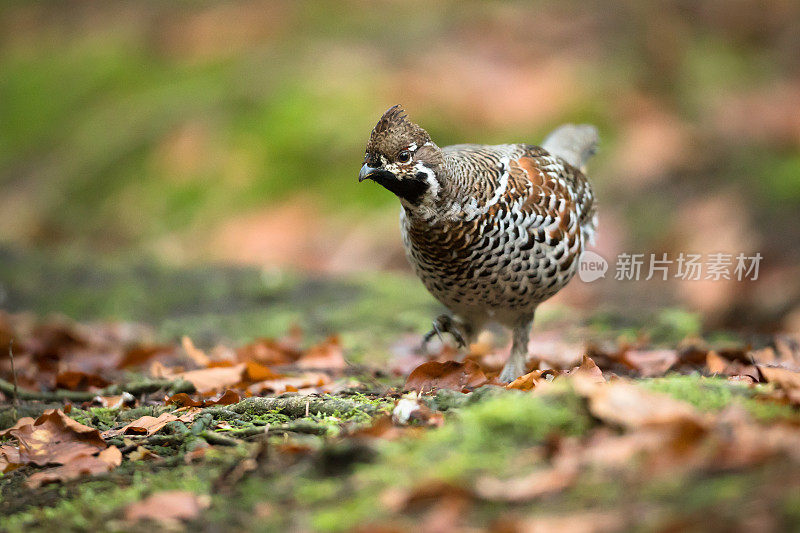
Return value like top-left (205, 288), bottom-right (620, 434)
top-left (1, 1), bottom-right (797, 253)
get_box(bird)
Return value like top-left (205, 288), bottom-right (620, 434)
top-left (358, 105), bottom-right (598, 382)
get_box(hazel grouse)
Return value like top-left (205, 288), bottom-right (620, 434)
top-left (359, 105), bottom-right (598, 382)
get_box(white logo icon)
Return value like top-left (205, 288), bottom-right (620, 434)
top-left (578, 250), bottom-right (608, 282)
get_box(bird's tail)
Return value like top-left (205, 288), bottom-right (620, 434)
top-left (542, 124), bottom-right (599, 171)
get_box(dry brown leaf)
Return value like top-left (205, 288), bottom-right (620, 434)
top-left (91, 393), bottom-right (137, 409)
top-left (621, 349), bottom-right (677, 377)
top-left (506, 370), bottom-right (548, 391)
top-left (706, 351), bottom-right (731, 374)
top-left (0, 416), bottom-right (35, 438)
top-left (129, 446), bottom-right (163, 462)
top-left (244, 361), bottom-right (284, 382)
top-left (236, 338), bottom-right (299, 366)
top-left (0, 445), bottom-right (23, 473)
top-left (125, 490), bottom-right (209, 524)
top-left (165, 392), bottom-right (203, 407)
top-left (204, 389), bottom-right (240, 406)
top-left (119, 344), bottom-right (176, 368)
top-left (176, 363), bottom-right (245, 393)
top-left (757, 364), bottom-right (800, 391)
top-left (182, 336), bottom-right (211, 367)
top-left (5, 410), bottom-right (107, 466)
top-left (248, 372), bottom-right (330, 395)
top-left (167, 390), bottom-right (240, 407)
top-left (149, 360), bottom-right (178, 379)
top-left (381, 480), bottom-right (473, 513)
top-left (297, 335), bottom-right (347, 371)
top-left (584, 381), bottom-right (705, 431)
top-left (405, 360), bottom-right (488, 393)
top-left (55, 371), bottom-right (111, 391)
top-left (475, 452), bottom-right (579, 502)
top-left (104, 412), bottom-right (179, 438)
top-left (569, 355), bottom-right (605, 382)
top-left (26, 446), bottom-right (122, 488)
top-left (505, 511), bottom-right (626, 533)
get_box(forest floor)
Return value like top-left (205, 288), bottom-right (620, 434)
top-left (1, 248), bottom-right (800, 533)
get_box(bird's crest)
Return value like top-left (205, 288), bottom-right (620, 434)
top-left (367, 105), bottom-right (430, 156)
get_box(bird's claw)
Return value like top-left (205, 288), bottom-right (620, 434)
top-left (422, 315), bottom-right (467, 350)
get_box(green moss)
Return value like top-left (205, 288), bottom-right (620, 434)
top-left (640, 375), bottom-right (799, 422)
top-left (310, 494), bottom-right (381, 533)
top-left (1, 462), bottom-right (221, 533)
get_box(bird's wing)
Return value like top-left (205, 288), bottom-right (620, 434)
top-left (442, 143), bottom-right (596, 247)
top-left (497, 146), bottom-right (597, 251)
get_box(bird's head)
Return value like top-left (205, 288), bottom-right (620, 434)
top-left (359, 105), bottom-right (444, 206)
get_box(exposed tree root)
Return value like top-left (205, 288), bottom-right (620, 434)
top-left (0, 377), bottom-right (195, 403)
top-left (224, 395), bottom-right (382, 419)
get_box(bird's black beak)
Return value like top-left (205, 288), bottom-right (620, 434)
top-left (358, 164), bottom-right (376, 182)
top-left (358, 164), bottom-right (395, 183)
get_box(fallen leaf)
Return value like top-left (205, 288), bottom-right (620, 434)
top-left (166, 393), bottom-right (203, 407)
top-left (26, 446), bottom-right (122, 488)
top-left (0, 416), bottom-right (35, 438)
top-left (351, 415), bottom-right (407, 440)
top-left (297, 336), bottom-right (347, 371)
top-left (244, 361), bottom-right (284, 382)
top-left (506, 370), bottom-right (548, 391)
top-left (758, 364), bottom-right (800, 392)
top-left (167, 389), bottom-right (240, 407)
top-left (569, 355), bottom-right (605, 382)
top-left (504, 511), bottom-right (626, 533)
top-left (405, 360), bottom-right (488, 393)
top-left (182, 336), bottom-right (210, 367)
top-left (176, 363), bottom-right (245, 393)
top-left (55, 371), bottom-right (110, 391)
top-left (381, 480), bottom-right (473, 513)
top-left (621, 349), bottom-right (677, 377)
top-left (205, 389), bottom-right (240, 406)
top-left (0, 445), bottom-right (23, 473)
top-left (583, 381), bottom-right (705, 431)
top-left (237, 338), bottom-right (299, 366)
top-left (119, 344), bottom-right (176, 368)
top-left (125, 490), bottom-right (209, 524)
top-left (5, 410), bottom-right (107, 466)
top-left (706, 351), bottom-right (731, 374)
top-left (91, 392), bottom-right (136, 409)
top-left (248, 372), bottom-right (330, 395)
top-left (104, 412), bottom-right (179, 437)
top-left (475, 454), bottom-right (579, 502)
top-left (129, 446), bottom-right (163, 462)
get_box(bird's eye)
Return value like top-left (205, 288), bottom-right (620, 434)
top-left (397, 150), bottom-right (412, 163)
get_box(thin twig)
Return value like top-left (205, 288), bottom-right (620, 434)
top-left (8, 340), bottom-right (19, 407)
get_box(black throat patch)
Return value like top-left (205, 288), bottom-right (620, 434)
top-left (370, 170), bottom-right (428, 205)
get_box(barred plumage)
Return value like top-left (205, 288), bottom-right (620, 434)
top-left (359, 106), bottom-right (598, 381)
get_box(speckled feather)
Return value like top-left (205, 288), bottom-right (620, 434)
top-left (361, 106), bottom-right (597, 379)
top-left (400, 142), bottom-right (595, 327)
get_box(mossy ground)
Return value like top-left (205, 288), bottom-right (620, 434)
top-left (2, 376), bottom-right (799, 532)
top-left (1, 250), bottom-right (799, 532)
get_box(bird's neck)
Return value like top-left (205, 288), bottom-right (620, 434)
top-left (400, 171), bottom-right (465, 224)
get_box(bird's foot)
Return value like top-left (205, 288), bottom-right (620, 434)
top-left (422, 314), bottom-right (467, 350)
top-left (498, 354), bottom-right (528, 383)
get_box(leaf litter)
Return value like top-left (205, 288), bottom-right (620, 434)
top-left (1, 311), bottom-right (800, 530)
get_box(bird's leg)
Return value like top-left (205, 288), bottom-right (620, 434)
top-left (498, 314), bottom-right (534, 383)
top-left (422, 314), bottom-right (469, 350)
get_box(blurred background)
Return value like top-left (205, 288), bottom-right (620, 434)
top-left (1, 0), bottom-right (799, 346)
